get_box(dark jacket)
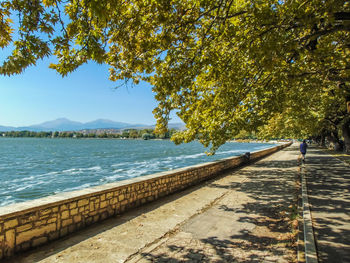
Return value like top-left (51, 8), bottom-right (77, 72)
top-left (300, 142), bottom-right (308, 154)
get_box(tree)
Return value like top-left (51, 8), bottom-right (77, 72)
top-left (1, 0), bottom-right (349, 152)
top-left (142, 133), bottom-right (151, 140)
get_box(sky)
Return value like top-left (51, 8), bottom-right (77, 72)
top-left (0, 58), bottom-right (181, 127)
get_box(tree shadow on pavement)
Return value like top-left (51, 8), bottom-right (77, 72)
top-left (139, 153), bottom-right (299, 262)
top-left (304, 149), bottom-right (350, 263)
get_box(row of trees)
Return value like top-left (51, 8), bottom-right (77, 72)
top-left (1, 129), bottom-right (179, 140)
top-left (1, 0), bottom-right (349, 153)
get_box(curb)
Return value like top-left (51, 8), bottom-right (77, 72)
top-left (297, 170), bottom-right (305, 263)
top-left (300, 165), bottom-right (318, 263)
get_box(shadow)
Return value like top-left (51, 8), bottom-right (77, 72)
top-left (138, 144), bottom-right (349, 262)
top-left (136, 146), bottom-right (300, 262)
top-left (302, 148), bottom-right (350, 263)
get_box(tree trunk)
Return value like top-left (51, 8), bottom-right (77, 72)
top-left (342, 117), bottom-right (350, 154)
top-left (321, 134), bottom-right (326, 147)
top-left (326, 130), bottom-right (343, 151)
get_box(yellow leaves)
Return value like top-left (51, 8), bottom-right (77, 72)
top-left (0, 18), bottom-right (13, 48)
top-left (42, 0), bottom-right (56, 7)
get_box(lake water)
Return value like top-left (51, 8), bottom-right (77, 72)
top-left (0, 138), bottom-right (276, 207)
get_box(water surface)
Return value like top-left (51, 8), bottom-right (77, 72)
top-left (0, 138), bottom-right (276, 207)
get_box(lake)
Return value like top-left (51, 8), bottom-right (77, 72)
top-left (0, 138), bottom-right (276, 207)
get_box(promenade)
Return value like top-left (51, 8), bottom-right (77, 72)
top-left (6, 144), bottom-right (349, 263)
top-left (303, 147), bottom-right (350, 262)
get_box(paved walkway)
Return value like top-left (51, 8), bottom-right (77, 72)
top-left (303, 147), bottom-right (350, 263)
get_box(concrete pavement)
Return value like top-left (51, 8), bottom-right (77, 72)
top-left (303, 147), bottom-right (350, 263)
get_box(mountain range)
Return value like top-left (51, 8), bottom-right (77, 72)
top-left (0, 118), bottom-right (185, 132)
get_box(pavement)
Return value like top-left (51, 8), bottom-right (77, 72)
top-left (302, 147), bottom-right (350, 263)
top-left (5, 144), bottom-right (349, 263)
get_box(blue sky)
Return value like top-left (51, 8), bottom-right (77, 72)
top-left (0, 57), bottom-right (180, 127)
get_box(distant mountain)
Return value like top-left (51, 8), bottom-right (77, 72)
top-left (28, 118), bottom-right (84, 131)
top-left (83, 119), bottom-right (132, 129)
top-left (0, 118), bottom-right (185, 132)
top-left (0, 125), bottom-right (16, 132)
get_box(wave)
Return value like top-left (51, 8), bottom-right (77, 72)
top-left (111, 162), bottom-right (130, 168)
top-left (62, 166), bottom-right (102, 175)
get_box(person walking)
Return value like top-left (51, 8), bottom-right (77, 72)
top-left (299, 139), bottom-right (308, 164)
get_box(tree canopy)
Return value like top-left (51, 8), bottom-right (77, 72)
top-left (1, 0), bottom-right (349, 152)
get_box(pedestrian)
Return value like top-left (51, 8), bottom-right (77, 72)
top-left (299, 139), bottom-right (308, 164)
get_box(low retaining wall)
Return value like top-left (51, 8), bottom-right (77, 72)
top-left (0, 142), bottom-right (291, 259)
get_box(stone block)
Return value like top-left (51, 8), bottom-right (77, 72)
top-left (60, 227), bottom-right (68, 237)
top-left (101, 212), bottom-right (108, 220)
top-left (34, 219), bottom-right (48, 227)
top-left (60, 204), bottom-right (68, 211)
top-left (73, 215), bottom-right (82, 223)
top-left (106, 192), bottom-right (113, 199)
top-left (5, 229), bottom-right (15, 252)
top-left (61, 210), bottom-right (69, 219)
top-left (82, 210), bottom-right (90, 215)
top-left (89, 210), bottom-right (97, 216)
top-left (20, 212), bottom-right (37, 224)
top-left (89, 202), bottom-right (95, 212)
top-left (16, 223), bottom-right (56, 245)
top-left (85, 217), bottom-right (93, 225)
top-left (93, 215), bottom-right (100, 223)
top-left (62, 219), bottom-right (73, 227)
top-left (0, 235), bottom-right (4, 243)
top-left (4, 219), bottom-right (18, 230)
top-left (32, 236), bottom-right (47, 247)
top-left (118, 194), bottom-right (125, 201)
top-left (47, 218), bottom-right (57, 224)
top-left (68, 224), bottom-right (76, 233)
top-left (20, 241), bottom-right (30, 251)
top-left (52, 207), bottom-right (58, 213)
top-left (39, 208), bottom-right (52, 216)
top-left (16, 224), bottom-right (32, 233)
top-left (48, 231), bottom-right (59, 241)
top-left (69, 202), bottom-right (77, 209)
top-left (78, 199), bottom-right (89, 207)
top-left (110, 198), bottom-right (117, 205)
top-left (77, 222), bottom-right (83, 230)
top-left (100, 201), bottom-right (107, 209)
top-left (100, 194), bottom-right (106, 201)
top-left (70, 208), bottom-right (78, 216)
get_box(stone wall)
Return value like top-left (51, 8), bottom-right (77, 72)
top-left (0, 142), bottom-right (291, 259)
